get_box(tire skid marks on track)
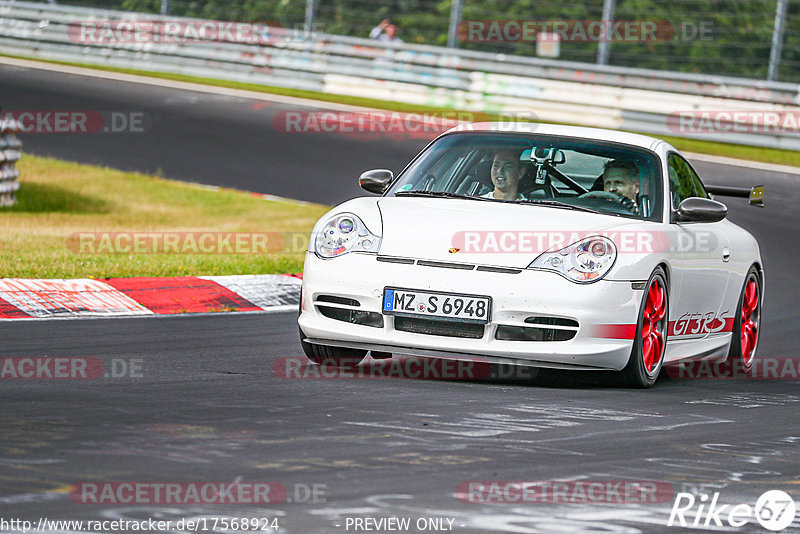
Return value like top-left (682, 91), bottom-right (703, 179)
top-left (346, 404), bottom-right (667, 439)
top-left (686, 392), bottom-right (800, 408)
top-left (700, 436), bottom-right (800, 464)
top-left (255, 452), bottom-right (491, 474)
top-left (648, 457), bottom-right (781, 484)
top-left (344, 402), bottom-right (675, 442)
top-left (65, 430), bottom-right (268, 466)
top-left (504, 404), bottom-right (660, 420)
top-left (0, 490), bottom-right (69, 506)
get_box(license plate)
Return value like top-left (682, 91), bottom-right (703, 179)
top-left (383, 288), bottom-right (491, 324)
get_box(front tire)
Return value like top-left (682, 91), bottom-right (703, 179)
top-left (725, 266), bottom-right (762, 373)
top-left (299, 328), bottom-right (367, 367)
top-left (622, 267), bottom-right (668, 388)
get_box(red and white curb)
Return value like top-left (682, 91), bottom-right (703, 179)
top-left (0, 274), bottom-right (302, 319)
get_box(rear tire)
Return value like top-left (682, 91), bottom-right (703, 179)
top-left (299, 328), bottom-right (367, 367)
top-left (725, 266), bottom-right (762, 373)
top-left (622, 267), bottom-right (668, 388)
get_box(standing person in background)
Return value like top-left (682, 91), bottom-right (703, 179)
top-left (370, 19), bottom-right (403, 43)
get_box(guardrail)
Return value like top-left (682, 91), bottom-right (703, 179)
top-left (0, 116), bottom-right (21, 207)
top-left (1, 1), bottom-right (800, 150)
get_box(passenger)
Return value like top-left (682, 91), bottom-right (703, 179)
top-left (482, 149), bottom-right (526, 200)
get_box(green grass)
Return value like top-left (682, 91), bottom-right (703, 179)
top-left (0, 155), bottom-right (328, 278)
top-left (653, 135), bottom-right (800, 166)
top-left (5, 53), bottom-right (800, 167)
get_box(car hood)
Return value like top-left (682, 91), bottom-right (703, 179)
top-left (377, 197), bottom-right (644, 269)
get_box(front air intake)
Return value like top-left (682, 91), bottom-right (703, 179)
top-left (316, 295), bottom-right (360, 307)
top-left (317, 306), bottom-right (383, 328)
top-left (394, 316), bottom-right (484, 339)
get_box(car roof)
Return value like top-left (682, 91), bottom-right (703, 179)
top-left (442, 122), bottom-right (664, 151)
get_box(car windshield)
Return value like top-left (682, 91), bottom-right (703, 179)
top-left (387, 132), bottom-right (663, 221)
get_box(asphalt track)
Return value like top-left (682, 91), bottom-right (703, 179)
top-left (2, 63), bottom-right (800, 533)
top-left (0, 63), bottom-right (426, 206)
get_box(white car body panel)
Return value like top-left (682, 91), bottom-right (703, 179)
top-left (300, 252), bottom-right (640, 370)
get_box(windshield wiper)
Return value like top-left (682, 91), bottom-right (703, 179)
top-left (395, 190), bottom-right (488, 200)
top-left (514, 198), bottom-right (608, 215)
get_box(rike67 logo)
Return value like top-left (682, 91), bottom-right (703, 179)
top-left (668, 490), bottom-right (796, 531)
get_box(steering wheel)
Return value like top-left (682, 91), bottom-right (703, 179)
top-left (579, 190), bottom-right (637, 213)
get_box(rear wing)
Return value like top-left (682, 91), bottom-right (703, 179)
top-left (705, 184), bottom-right (764, 207)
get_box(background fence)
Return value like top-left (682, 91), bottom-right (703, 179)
top-left (30, 0), bottom-right (800, 83)
top-left (0, 117), bottom-right (21, 207)
top-left (1, 1), bottom-right (800, 150)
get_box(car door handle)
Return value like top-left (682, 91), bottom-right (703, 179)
top-left (722, 248), bottom-right (731, 262)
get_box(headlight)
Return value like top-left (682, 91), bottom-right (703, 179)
top-left (312, 213), bottom-right (381, 258)
top-left (528, 236), bottom-right (616, 283)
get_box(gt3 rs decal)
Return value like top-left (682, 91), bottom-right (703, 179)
top-left (590, 311), bottom-right (734, 340)
top-left (668, 311), bottom-right (734, 338)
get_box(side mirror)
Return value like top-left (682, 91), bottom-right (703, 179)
top-left (359, 169), bottom-right (393, 195)
top-left (675, 197), bottom-right (728, 223)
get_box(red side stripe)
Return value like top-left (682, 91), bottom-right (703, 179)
top-left (592, 324), bottom-right (637, 339)
top-left (103, 277), bottom-right (261, 314)
top-left (722, 317), bottom-right (735, 332)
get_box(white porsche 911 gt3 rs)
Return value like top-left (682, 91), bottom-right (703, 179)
top-left (298, 122), bottom-right (764, 387)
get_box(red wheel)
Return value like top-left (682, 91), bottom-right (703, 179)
top-left (740, 277), bottom-right (760, 364)
top-left (726, 267), bottom-right (762, 371)
top-left (622, 267), bottom-right (668, 388)
top-left (642, 277), bottom-right (667, 374)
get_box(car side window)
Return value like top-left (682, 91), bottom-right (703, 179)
top-left (668, 153), bottom-right (708, 209)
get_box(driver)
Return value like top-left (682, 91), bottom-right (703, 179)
top-left (603, 160), bottom-right (639, 205)
top-left (583, 159), bottom-right (640, 213)
top-left (482, 149), bottom-right (526, 200)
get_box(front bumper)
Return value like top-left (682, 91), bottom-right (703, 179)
top-left (298, 253), bottom-right (642, 371)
